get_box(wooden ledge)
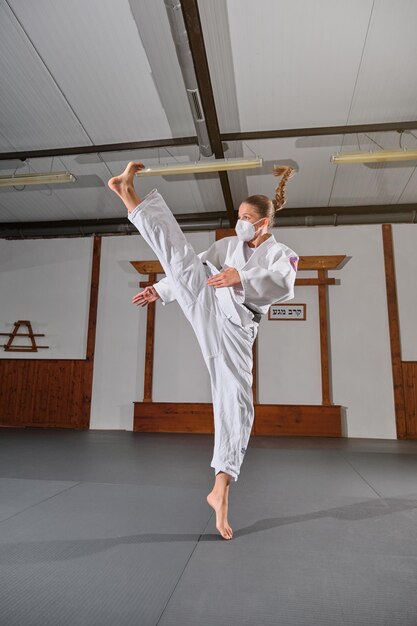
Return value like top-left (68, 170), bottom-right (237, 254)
top-left (134, 402), bottom-right (343, 437)
top-left (131, 256), bottom-right (347, 276)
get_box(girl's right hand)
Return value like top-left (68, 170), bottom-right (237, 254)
top-left (132, 286), bottom-right (160, 307)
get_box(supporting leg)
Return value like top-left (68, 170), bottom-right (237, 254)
top-left (206, 471), bottom-right (233, 540)
top-left (208, 322), bottom-right (256, 483)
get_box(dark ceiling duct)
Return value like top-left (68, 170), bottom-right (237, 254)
top-left (164, 0), bottom-right (212, 156)
top-left (1, 210), bottom-right (416, 239)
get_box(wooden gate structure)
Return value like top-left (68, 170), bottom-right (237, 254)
top-left (131, 232), bottom-right (348, 437)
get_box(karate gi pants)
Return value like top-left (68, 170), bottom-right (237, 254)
top-left (128, 190), bottom-right (258, 482)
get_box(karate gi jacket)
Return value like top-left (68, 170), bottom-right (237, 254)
top-left (154, 235), bottom-right (298, 326)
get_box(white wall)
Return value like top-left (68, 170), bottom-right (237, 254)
top-left (258, 271), bottom-right (322, 405)
top-left (0, 237), bottom-right (92, 359)
top-left (392, 224), bottom-right (417, 361)
top-left (2, 221), bottom-right (412, 439)
top-left (91, 223), bottom-right (397, 438)
top-left (89, 232), bottom-right (212, 430)
top-left (278, 225), bottom-right (396, 439)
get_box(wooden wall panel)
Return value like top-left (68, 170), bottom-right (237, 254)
top-left (403, 362), bottom-right (417, 438)
top-left (254, 404), bottom-right (342, 437)
top-left (134, 402), bottom-right (343, 437)
top-left (0, 236), bottom-right (101, 429)
top-left (0, 360), bottom-right (82, 427)
top-left (135, 402), bottom-right (215, 433)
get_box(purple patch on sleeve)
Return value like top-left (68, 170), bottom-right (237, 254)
top-left (289, 256), bottom-right (299, 272)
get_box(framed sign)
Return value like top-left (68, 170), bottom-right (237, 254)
top-left (268, 303), bottom-right (306, 321)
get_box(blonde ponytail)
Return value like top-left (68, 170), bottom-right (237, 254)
top-left (272, 165), bottom-right (295, 212)
top-left (242, 165), bottom-right (295, 229)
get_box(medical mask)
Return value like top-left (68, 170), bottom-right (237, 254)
top-left (235, 218), bottom-right (264, 242)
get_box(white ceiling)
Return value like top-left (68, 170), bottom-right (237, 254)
top-left (0, 0), bottom-right (416, 225)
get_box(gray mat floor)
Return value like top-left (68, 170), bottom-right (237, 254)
top-left (1, 429), bottom-right (417, 626)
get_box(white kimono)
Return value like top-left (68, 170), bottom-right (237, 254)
top-left (128, 189), bottom-right (297, 482)
top-left (154, 235), bottom-right (298, 327)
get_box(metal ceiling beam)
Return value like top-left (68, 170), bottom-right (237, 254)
top-left (0, 136), bottom-right (198, 162)
top-left (222, 120), bottom-right (417, 142)
top-left (1, 120), bottom-right (416, 162)
top-left (180, 0), bottom-right (236, 226)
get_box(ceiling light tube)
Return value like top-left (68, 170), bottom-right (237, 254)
top-left (136, 157), bottom-right (263, 176)
top-left (331, 149), bottom-right (417, 164)
top-left (0, 171), bottom-right (76, 187)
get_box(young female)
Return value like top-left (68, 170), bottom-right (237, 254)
top-left (108, 162), bottom-right (297, 540)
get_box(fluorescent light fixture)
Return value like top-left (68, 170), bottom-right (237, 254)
top-left (331, 149), bottom-right (417, 164)
top-left (136, 157), bottom-right (263, 176)
top-left (0, 171), bottom-right (76, 187)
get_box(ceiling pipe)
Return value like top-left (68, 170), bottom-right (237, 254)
top-left (1, 211), bottom-right (416, 239)
top-left (275, 211), bottom-right (417, 228)
top-left (164, 0), bottom-right (212, 157)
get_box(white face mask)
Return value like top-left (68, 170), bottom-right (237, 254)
top-left (235, 217), bottom-right (264, 242)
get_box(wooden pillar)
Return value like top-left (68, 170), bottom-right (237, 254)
top-left (317, 269), bottom-right (331, 406)
top-left (382, 224), bottom-right (407, 438)
top-left (81, 235), bottom-right (101, 428)
top-left (140, 273), bottom-right (157, 403)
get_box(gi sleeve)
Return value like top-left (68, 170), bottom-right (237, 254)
top-left (239, 251), bottom-right (298, 306)
top-left (153, 276), bottom-right (176, 306)
top-left (197, 239), bottom-right (227, 270)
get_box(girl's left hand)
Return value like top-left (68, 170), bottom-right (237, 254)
top-left (207, 267), bottom-right (242, 288)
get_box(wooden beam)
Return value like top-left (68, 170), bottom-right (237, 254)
top-left (0, 136), bottom-right (197, 161)
top-left (86, 236), bottom-right (101, 362)
top-left (318, 269), bottom-right (331, 406)
top-left (215, 228), bottom-right (236, 241)
top-left (131, 256), bottom-right (347, 276)
top-left (131, 261), bottom-right (163, 275)
top-left (222, 120), bottom-right (417, 142)
top-left (2, 121), bottom-right (416, 162)
top-left (296, 278), bottom-right (336, 286)
top-left (134, 402), bottom-right (343, 437)
top-left (382, 224), bottom-right (407, 438)
top-left (143, 274), bottom-right (156, 402)
top-left (82, 235), bottom-right (102, 427)
top-left (299, 256), bottom-right (346, 270)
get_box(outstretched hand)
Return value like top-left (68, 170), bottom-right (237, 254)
top-left (207, 267), bottom-right (242, 288)
top-left (132, 286), bottom-right (160, 307)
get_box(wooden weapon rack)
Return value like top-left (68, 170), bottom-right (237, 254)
top-left (1, 320), bottom-right (49, 352)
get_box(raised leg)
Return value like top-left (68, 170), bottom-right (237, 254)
top-left (108, 162), bottom-right (144, 213)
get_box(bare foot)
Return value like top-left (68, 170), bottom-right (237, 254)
top-left (207, 474), bottom-right (233, 540)
top-left (207, 491), bottom-right (233, 540)
top-left (108, 161), bottom-right (144, 212)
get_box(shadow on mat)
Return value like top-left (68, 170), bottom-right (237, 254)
top-left (1, 496), bottom-right (417, 564)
